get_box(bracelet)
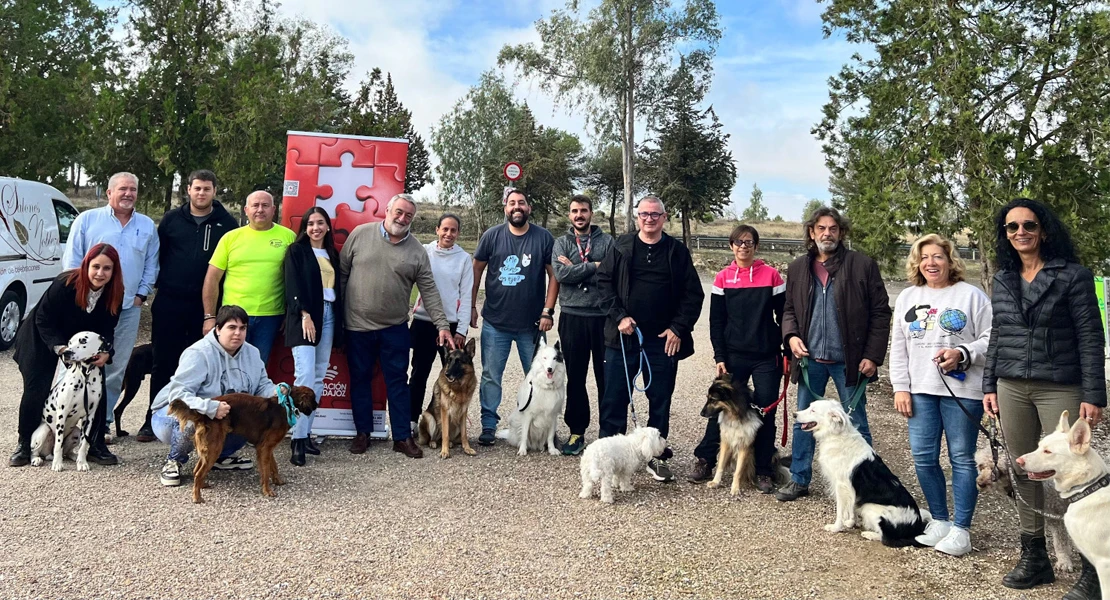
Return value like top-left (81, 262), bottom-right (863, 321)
top-left (202, 316), bottom-right (215, 322)
top-left (539, 314), bottom-right (553, 321)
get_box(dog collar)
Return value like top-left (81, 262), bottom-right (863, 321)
top-left (1063, 473), bottom-right (1110, 504)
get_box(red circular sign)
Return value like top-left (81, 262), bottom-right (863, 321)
top-left (503, 162), bottom-right (523, 181)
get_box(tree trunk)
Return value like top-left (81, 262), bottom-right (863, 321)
top-left (682, 209), bottom-right (691, 247)
top-left (621, 6), bottom-right (636, 233)
top-left (164, 181), bottom-right (174, 212)
top-left (609, 188), bottom-right (618, 235)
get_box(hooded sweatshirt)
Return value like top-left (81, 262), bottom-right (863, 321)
top-left (552, 225), bottom-right (615, 317)
top-left (709, 259), bottom-right (786, 363)
top-left (151, 331), bottom-right (276, 418)
top-left (412, 241), bottom-right (474, 336)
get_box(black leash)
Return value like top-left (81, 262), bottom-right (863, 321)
top-left (934, 363), bottom-right (1064, 519)
top-left (518, 323), bottom-right (544, 413)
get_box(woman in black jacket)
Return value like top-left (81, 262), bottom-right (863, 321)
top-left (283, 207), bottom-right (342, 466)
top-left (9, 243), bottom-right (125, 467)
top-left (983, 198), bottom-right (1105, 594)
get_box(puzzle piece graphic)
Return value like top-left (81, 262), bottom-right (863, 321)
top-left (316, 151), bottom-right (375, 218)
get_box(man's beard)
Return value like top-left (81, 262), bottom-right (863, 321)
top-left (508, 209), bottom-right (529, 227)
top-left (573, 220), bottom-right (591, 234)
top-left (386, 220), bottom-right (411, 237)
top-left (817, 239), bottom-right (838, 253)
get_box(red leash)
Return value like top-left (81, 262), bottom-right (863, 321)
top-left (754, 357), bottom-right (791, 446)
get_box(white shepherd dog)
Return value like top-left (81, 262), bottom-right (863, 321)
top-left (497, 339), bottom-right (566, 456)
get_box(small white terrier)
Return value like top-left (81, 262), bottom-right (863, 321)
top-left (579, 427), bottom-right (667, 504)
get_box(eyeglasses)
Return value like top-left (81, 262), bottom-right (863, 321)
top-left (1005, 220), bottom-right (1039, 234)
top-left (732, 240), bottom-right (756, 248)
top-left (638, 211), bottom-right (664, 221)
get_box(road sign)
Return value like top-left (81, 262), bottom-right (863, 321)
top-left (504, 162), bottom-right (522, 181)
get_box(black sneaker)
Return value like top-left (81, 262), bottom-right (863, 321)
top-left (561, 434), bottom-right (585, 456)
top-left (160, 459), bottom-right (182, 487)
top-left (647, 458), bottom-right (675, 482)
top-left (775, 481), bottom-right (810, 502)
top-left (478, 428), bottom-right (496, 446)
top-left (213, 455), bottom-right (253, 470)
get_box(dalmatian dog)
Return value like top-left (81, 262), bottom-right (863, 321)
top-left (30, 331), bottom-right (110, 472)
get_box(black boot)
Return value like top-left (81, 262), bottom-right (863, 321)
top-left (1063, 555), bottom-right (1102, 600)
top-left (1002, 534), bottom-right (1056, 589)
top-left (290, 438), bottom-right (306, 467)
top-left (86, 438), bottom-right (119, 466)
top-left (304, 437), bottom-right (320, 456)
top-left (8, 438), bottom-right (31, 467)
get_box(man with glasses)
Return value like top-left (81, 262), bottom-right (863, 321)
top-left (341, 194), bottom-right (455, 458)
top-left (471, 188), bottom-right (558, 446)
top-left (776, 205), bottom-right (891, 501)
top-left (596, 195), bottom-right (704, 482)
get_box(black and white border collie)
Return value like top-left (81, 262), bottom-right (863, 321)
top-left (796, 400), bottom-right (930, 547)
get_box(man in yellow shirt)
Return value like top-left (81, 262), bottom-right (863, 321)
top-left (202, 191), bottom-right (296, 363)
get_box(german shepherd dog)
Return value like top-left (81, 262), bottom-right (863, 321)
top-left (168, 385), bottom-right (317, 503)
top-left (700, 375), bottom-right (763, 495)
top-left (416, 338), bottom-right (478, 459)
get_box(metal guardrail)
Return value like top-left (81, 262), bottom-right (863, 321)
top-left (685, 236), bottom-right (980, 260)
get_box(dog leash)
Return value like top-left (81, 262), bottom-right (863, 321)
top-left (276, 383), bottom-right (297, 427)
top-left (518, 324), bottom-right (546, 413)
top-left (619, 326), bottom-right (651, 427)
top-left (746, 356), bottom-right (791, 447)
top-left (932, 363), bottom-right (1064, 519)
top-left (798, 356), bottom-right (870, 414)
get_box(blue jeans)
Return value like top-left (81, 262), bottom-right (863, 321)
top-left (479, 322), bottom-right (539, 431)
top-left (599, 336), bottom-right (677, 460)
top-left (790, 360), bottom-right (873, 486)
top-left (104, 305), bottom-right (142, 425)
top-left (291, 302), bottom-right (335, 439)
top-left (151, 405), bottom-right (246, 464)
top-left (347, 324), bottom-right (412, 440)
top-left (908, 393), bottom-right (982, 529)
top-left (246, 315), bottom-right (282, 365)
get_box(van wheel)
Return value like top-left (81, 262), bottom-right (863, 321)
top-left (0, 289), bottom-right (24, 350)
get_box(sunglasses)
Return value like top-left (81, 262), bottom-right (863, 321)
top-left (637, 211), bottom-right (664, 221)
top-left (1005, 220), bottom-right (1039, 234)
top-left (732, 240), bottom-right (756, 248)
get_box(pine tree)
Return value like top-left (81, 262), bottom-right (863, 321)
top-left (742, 184), bottom-right (768, 222)
top-left (344, 70), bottom-right (433, 193)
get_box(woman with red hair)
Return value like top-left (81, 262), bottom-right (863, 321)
top-left (9, 243), bottom-right (125, 467)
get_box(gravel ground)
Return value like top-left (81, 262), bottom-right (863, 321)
top-left (0, 281), bottom-right (1105, 600)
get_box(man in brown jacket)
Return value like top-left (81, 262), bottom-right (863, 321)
top-left (776, 206), bottom-right (892, 501)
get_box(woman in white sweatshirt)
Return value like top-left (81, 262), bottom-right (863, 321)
top-left (409, 214), bottom-right (473, 425)
top-left (890, 234), bottom-right (992, 556)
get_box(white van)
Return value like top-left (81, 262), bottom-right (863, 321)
top-left (0, 177), bottom-right (80, 350)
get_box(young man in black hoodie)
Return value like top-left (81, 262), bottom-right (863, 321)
top-left (597, 195), bottom-right (704, 482)
top-left (138, 170), bottom-right (238, 441)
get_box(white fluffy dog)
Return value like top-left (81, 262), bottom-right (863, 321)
top-left (496, 339), bottom-right (566, 456)
top-left (579, 427), bottom-right (667, 503)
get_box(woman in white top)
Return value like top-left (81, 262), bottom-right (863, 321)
top-left (283, 207), bottom-right (343, 466)
top-left (409, 214), bottom-right (473, 426)
top-left (890, 233), bottom-right (992, 556)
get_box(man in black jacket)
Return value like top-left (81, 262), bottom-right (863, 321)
top-left (597, 195), bottom-right (704, 482)
top-left (776, 206), bottom-right (891, 501)
top-left (140, 170), bottom-right (238, 441)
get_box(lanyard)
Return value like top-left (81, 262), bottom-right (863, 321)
top-left (575, 234), bottom-right (591, 263)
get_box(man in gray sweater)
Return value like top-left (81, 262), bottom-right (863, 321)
top-left (552, 195), bottom-right (614, 455)
top-left (340, 194), bottom-right (454, 458)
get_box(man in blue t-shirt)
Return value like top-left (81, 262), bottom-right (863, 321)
top-left (471, 189), bottom-right (558, 445)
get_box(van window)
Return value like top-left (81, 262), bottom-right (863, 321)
top-left (53, 200), bottom-right (79, 243)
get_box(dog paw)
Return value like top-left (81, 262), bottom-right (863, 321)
top-left (730, 485), bottom-right (741, 496)
top-left (620, 485), bottom-right (635, 493)
top-left (707, 481), bottom-right (720, 489)
top-left (548, 447), bottom-right (560, 456)
top-left (600, 496), bottom-right (615, 504)
top-left (76, 460), bottom-right (89, 472)
top-left (861, 531), bottom-right (882, 542)
top-left (517, 448), bottom-right (527, 457)
top-left (824, 523), bottom-right (845, 533)
top-left (463, 447), bottom-right (477, 456)
top-left (579, 490), bottom-right (592, 499)
top-left (429, 441), bottom-right (438, 449)
top-left (844, 519), bottom-right (856, 529)
top-left (30, 457), bottom-right (43, 467)
top-left (1056, 557), bottom-right (1075, 573)
top-left (50, 459), bottom-right (64, 472)
top-left (440, 449), bottom-right (450, 459)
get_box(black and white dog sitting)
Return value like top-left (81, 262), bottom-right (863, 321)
top-left (29, 331), bottom-right (109, 472)
top-left (796, 400), bottom-right (930, 547)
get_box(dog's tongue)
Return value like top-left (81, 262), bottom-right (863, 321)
top-left (546, 372), bottom-right (554, 380)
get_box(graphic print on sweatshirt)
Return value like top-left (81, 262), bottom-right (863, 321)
top-left (904, 304), bottom-right (967, 339)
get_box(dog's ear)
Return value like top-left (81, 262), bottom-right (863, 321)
top-left (553, 340), bottom-right (563, 362)
top-left (828, 409), bottom-right (846, 431)
top-left (1069, 417), bottom-right (1091, 455)
top-left (1057, 410), bottom-right (1071, 434)
top-left (465, 338), bottom-right (477, 357)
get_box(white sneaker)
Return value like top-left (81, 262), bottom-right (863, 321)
top-left (213, 455), bottom-right (254, 470)
top-left (160, 459), bottom-right (182, 487)
top-left (915, 519), bottom-right (952, 547)
top-left (934, 526), bottom-right (972, 556)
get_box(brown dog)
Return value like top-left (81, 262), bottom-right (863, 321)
top-left (168, 385), bottom-right (317, 503)
top-left (416, 339), bottom-right (478, 458)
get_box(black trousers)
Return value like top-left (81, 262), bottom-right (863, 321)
top-left (18, 359), bottom-right (107, 446)
top-left (149, 292), bottom-right (206, 428)
top-left (408, 319), bottom-right (458, 417)
top-left (693, 353), bottom-right (783, 476)
top-left (558, 312), bottom-right (606, 436)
